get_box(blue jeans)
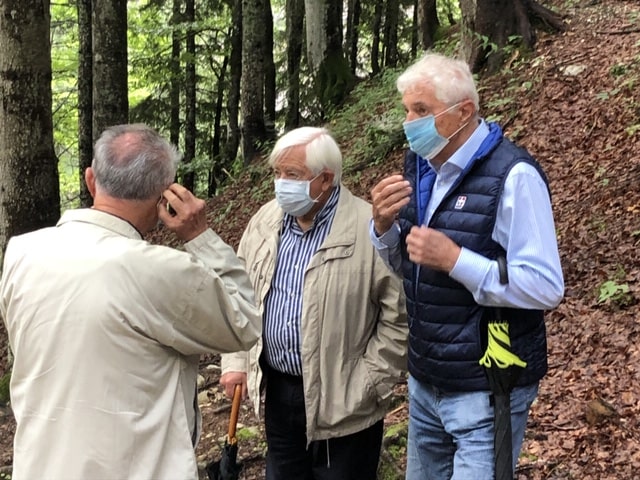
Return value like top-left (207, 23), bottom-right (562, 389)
top-left (405, 375), bottom-right (538, 480)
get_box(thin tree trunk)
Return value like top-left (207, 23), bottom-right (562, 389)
top-left (371, 3), bottom-right (383, 75)
top-left (183, 0), bottom-right (196, 191)
top-left (222, 0), bottom-right (242, 167)
top-left (170, 0), bottom-right (182, 150)
top-left (208, 53), bottom-right (228, 197)
top-left (345, 0), bottom-right (361, 74)
top-left (0, 0), bottom-right (60, 256)
top-left (264, 0), bottom-right (276, 138)
top-left (77, 0), bottom-right (93, 207)
top-left (285, 0), bottom-right (304, 130)
top-left (384, 0), bottom-right (399, 67)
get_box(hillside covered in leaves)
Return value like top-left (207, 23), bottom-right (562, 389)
top-left (1, 0), bottom-right (639, 479)
top-left (193, 1), bottom-right (640, 478)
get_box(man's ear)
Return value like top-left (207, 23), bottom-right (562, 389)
top-left (85, 167), bottom-right (97, 198)
top-left (321, 171), bottom-right (335, 191)
top-left (460, 99), bottom-right (476, 124)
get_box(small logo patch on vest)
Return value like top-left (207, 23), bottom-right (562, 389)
top-left (454, 195), bottom-right (467, 209)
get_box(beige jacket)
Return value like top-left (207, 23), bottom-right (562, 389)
top-left (0, 209), bottom-right (261, 480)
top-left (221, 186), bottom-right (407, 443)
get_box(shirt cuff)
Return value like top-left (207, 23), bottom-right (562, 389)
top-left (449, 247), bottom-right (492, 292)
top-left (369, 220), bottom-right (400, 248)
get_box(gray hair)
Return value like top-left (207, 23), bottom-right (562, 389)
top-left (92, 124), bottom-right (180, 200)
top-left (397, 52), bottom-right (480, 111)
top-left (268, 127), bottom-right (342, 186)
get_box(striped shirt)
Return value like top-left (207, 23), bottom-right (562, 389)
top-left (262, 186), bottom-right (340, 376)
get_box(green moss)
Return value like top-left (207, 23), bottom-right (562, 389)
top-left (0, 371), bottom-right (10, 406)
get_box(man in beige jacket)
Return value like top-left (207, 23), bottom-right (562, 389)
top-left (0, 123), bottom-right (261, 480)
top-left (220, 126), bottom-right (408, 480)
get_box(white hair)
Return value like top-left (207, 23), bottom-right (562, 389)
top-left (397, 52), bottom-right (480, 110)
top-left (268, 127), bottom-right (342, 185)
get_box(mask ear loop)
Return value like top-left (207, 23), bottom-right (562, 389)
top-left (307, 172), bottom-right (325, 203)
top-left (442, 101), bottom-right (474, 141)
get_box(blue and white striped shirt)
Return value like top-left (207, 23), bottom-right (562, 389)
top-left (263, 186), bottom-right (340, 375)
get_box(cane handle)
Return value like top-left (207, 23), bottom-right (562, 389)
top-left (228, 383), bottom-right (242, 443)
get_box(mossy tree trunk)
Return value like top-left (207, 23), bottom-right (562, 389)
top-left (460, 0), bottom-right (565, 74)
top-left (92, 0), bottom-right (128, 139)
top-left (77, 0), bottom-right (93, 207)
top-left (305, 0), bottom-right (354, 116)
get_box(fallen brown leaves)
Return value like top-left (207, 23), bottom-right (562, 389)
top-left (3, 1), bottom-right (640, 479)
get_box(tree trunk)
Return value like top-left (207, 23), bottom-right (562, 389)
top-left (460, 0), bottom-right (565, 74)
top-left (370, 3), bottom-right (383, 75)
top-left (241, 0), bottom-right (268, 165)
top-left (170, 0), bottom-right (182, 150)
top-left (305, 0), bottom-right (353, 115)
top-left (285, 0), bottom-right (304, 130)
top-left (222, 0), bottom-right (242, 168)
top-left (304, 0), bottom-right (327, 77)
top-left (264, 0), bottom-right (276, 138)
top-left (417, 0), bottom-right (439, 51)
top-left (383, 0), bottom-right (399, 67)
top-left (345, 0), bottom-right (361, 75)
top-left (183, 0), bottom-right (196, 191)
top-left (207, 53), bottom-right (228, 197)
top-left (92, 0), bottom-right (128, 139)
top-left (0, 0), bottom-right (60, 257)
top-left (77, 0), bottom-right (93, 207)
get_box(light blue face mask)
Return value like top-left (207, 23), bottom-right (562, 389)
top-left (402, 103), bottom-right (461, 159)
top-left (274, 173), bottom-right (321, 217)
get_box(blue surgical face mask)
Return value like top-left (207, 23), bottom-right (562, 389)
top-left (402, 103), bottom-right (461, 159)
top-left (274, 173), bottom-right (321, 217)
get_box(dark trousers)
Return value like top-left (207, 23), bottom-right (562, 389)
top-left (264, 365), bottom-right (384, 480)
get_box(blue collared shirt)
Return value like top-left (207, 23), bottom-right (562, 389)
top-left (371, 121), bottom-right (564, 310)
top-left (263, 186), bottom-right (340, 375)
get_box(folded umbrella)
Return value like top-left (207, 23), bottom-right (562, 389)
top-left (206, 384), bottom-right (243, 480)
top-left (478, 256), bottom-right (527, 480)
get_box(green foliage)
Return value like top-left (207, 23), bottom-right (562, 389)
top-left (476, 33), bottom-right (499, 56)
top-left (597, 266), bottom-right (634, 308)
top-left (330, 68), bottom-right (406, 174)
top-left (235, 426), bottom-right (260, 441)
top-left (598, 280), bottom-right (632, 306)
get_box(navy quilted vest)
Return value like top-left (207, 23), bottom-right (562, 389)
top-left (398, 123), bottom-right (549, 391)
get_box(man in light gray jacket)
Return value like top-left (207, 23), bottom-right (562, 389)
top-left (220, 126), bottom-right (408, 480)
top-left (0, 123), bottom-right (261, 480)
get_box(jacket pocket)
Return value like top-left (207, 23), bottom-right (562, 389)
top-left (316, 355), bottom-right (378, 429)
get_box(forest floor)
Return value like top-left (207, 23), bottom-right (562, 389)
top-left (1, 0), bottom-right (640, 479)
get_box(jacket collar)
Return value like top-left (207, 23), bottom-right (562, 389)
top-left (57, 208), bottom-right (143, 240)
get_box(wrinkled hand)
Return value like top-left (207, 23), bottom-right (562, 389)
top-left (406, 226), bottom-right (461, 273)
top-left (371, 174), bottom-right (412, 236)
top-left (220, 372), bottom-right (248, 400)
top-left (158, 183), bottom-right (208, 242)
